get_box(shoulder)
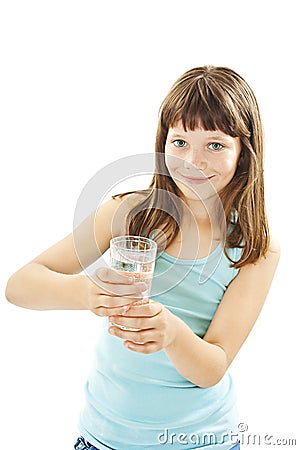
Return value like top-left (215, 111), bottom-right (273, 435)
top-left (96, 192), bottom-right (145, 218)
top-left (118, 192), bottom-right (148, 210)
top-left (268, 235), bottom-right (281, 255)
top-left (95, 192), bottom-right (147, 237)
top-left (229, 234), bottom-right (280, 275)
top-left (251, 234), bottom-right (281, 271)
top-left (233, 234), bottom-right (280, 291)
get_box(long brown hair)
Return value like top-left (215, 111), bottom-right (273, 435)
top-left (113, 66), bottom-right (269, 268)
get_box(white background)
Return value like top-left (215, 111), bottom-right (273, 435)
top-left (0, 1), bottom-right (299, 449)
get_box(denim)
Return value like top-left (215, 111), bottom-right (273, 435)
top-left (229, 442), bottom-right (240, 450)
top-left (74, 436), bottom-right (100, 450)
top-left (74, 436), bottom-right (115, 450)
top-left (75, 436), bottom-right (240, 450)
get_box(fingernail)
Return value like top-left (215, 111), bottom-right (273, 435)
top-left (121, 305), bottom-right (130, 315)
top-left (109, 316), bottom-right (115, 323)
top-left (124, 341), bottom-right (133, 349)
top-left (141, 289), bottom-right (149, 298)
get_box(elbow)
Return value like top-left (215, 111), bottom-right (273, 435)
top-left (198, 369), bottom-right (227, 388)
top-left (5, 272), bottom-right (24, 307)
top-left (5, 275), bottom-right (17, 305)
top-left (197, 344), bottom-right (228, 388)
top-left (201, 375), bottom-right (226, 388)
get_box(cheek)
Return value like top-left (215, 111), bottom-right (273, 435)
top-left (165, 153), bottom-right (183, 174)
top-left (218, 154), bottom-right (239, 176)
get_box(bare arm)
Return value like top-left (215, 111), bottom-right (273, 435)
top-left (166, 239), bottom-right (281, 386)
top-left (109, 238), bottom-right (281, 387)
top-left (5, 196), bottom-right (146, 312)
top-left (5, 261), bottom-right (86, 310)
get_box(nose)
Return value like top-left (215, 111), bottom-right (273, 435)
top-left (184, 148), bottom-right (208, 171)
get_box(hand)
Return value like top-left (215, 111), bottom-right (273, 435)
top-left (107, 301), bottom-right (180, 354)
top-left (82, 267), bottom-right (148, 317)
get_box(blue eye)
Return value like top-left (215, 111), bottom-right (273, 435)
top-left (208, 142), bottom-right (223, 151)
top-left (173, 139), bottom-right (187, 148)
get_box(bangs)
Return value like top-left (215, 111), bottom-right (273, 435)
top-left (161, 76), bottom-right (250, 138)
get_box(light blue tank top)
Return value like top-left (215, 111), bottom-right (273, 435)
top-left (78, 244), bottom-right (242, 449)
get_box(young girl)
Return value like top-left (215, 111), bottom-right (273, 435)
top-left (6, 66), bottom-right (280, 450)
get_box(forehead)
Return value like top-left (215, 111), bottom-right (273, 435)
top-left (168, 123), bottom-right (235, 140)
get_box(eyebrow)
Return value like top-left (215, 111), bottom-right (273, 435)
top-left (167, 133), bottom-right (186, 139)
top-left (167, 131), bottom-right (234, 142)
top-left (206, 134), bottom-right (234, 142)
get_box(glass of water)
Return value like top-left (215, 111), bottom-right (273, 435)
top-left (109, 235), bottom-right (157, 331)
top-left (110, 235), bottom-right (157, 301)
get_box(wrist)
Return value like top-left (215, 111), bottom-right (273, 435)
top-left (65, 273), bottom-right (89, 310)
top-left (164, 310), bottom-right (184, 350)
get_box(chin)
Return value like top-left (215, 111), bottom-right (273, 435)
top-left (176, 181), bottom-right (219, 202)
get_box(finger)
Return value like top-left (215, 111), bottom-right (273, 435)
top-left (108, 325), bottom-right (154, 343)
top-left (123, 340), bottom-right (158, 354)
top-left (99, 283), bottom-right (148, 298)
top-left (97, 295), bottom-right (143, 309)
top-left (92, 304), bottom-right (132, 317)
top-left (93, 268), bottom-right (148, 297)
top-left (108, 315), bottom-right (153, 330)
top-left (118, 301), bottom-right (163, 317)
top-left (95, 267), bottom-right (135, 284)
top-left (90, 279), bottom-right (148, 298)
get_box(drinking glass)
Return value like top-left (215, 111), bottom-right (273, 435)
top-left (109, 235), bottom-right (157, 331)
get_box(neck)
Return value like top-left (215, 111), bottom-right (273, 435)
top-left (181, 195), bottom-right (226, 242)
top-left (182, 196), bottom-right (218, 223)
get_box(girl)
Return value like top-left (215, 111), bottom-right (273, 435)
top-left (6, 66), bottom-right (280, 449)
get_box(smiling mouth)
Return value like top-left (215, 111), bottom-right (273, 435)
top-left (180, 174), bottom-right (214, 185)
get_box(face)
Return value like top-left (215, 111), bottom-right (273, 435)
top-left (165, 122), bottom-right (241, 202)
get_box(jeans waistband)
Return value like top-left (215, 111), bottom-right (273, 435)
top-left (75, 435), bottom-right (240, 450)
top-left (74, 436), bottom-right (96, 449)
top-left (74, 436), bottom-right (116, 450)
